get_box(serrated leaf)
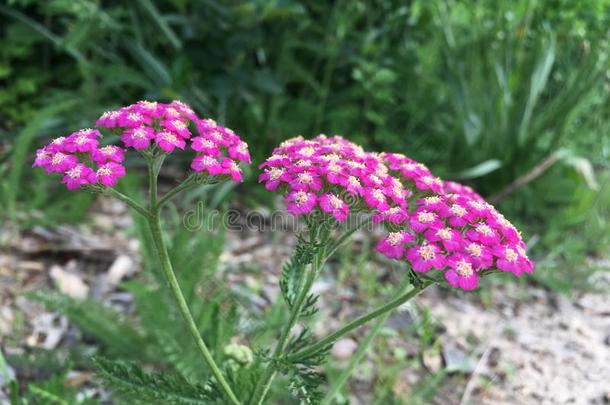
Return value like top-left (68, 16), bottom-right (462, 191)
top-left (93, 358), bottom-right (216, 405)
top-left (280, 256), bottom-right (306, 309)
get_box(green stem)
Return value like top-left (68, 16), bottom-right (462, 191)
top-left (147, 212), bottom-right (240, 405)
top-left (321, 278), bottom-right (413, 404)
top-left (145, 157), bottom-right (240, 405)
top-left (248, 244), bottom-right (325, 405)
top-left (148, 156), bottom-right (158, 208)
top-left (288, 281), bottom-right (433, 363)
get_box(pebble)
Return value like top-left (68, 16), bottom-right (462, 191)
top-left (331, 338), bottom-right (358, 360)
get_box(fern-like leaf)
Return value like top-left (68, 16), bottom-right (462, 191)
top-left (280, 257), bottom-right (305, 309)
top-left (280, 237), bottom-right (318, 310)
top-left (298, 293), bottom-right (320, 319)
top-left (287, 364), bottom-right (326, 405)
top-left (93, 357), bottom-right (218, 405)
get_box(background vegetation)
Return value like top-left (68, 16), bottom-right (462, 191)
top-left (0, 0), bottom-right (608, 403)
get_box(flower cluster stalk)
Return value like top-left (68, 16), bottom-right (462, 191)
top-left (287, 280), bottom-right (432, 364)
top-left (148, 210), bottom-right (240, 405)
top-left (113, 155), bottom-right (241, 405)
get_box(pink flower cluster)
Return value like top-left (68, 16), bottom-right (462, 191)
top-left (33, 128), bottom-right (126, 189)
top-left (33, 100), bottom-right (250, 189)
top-left (377, 184), bottom-right (533, 290)
top-left (97, 100), bottom-right (250, 182)
top-left (259, 135), bottom-right (412, 222)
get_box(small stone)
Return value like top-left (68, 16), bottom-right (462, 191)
top-left (26, 313), bottom-right (68, 350)
top-left (50, 264), bottom-right (89, 299)
top-left (106, 255), bottom-right (134, 286)
top-left (421, 347), bottom-right (443, 372)
top-left (442, 342), bottom-right (475, 373)
top-left (331, 338), bottom-right (358, 360)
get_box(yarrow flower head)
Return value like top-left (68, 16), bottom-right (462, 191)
top-left (33, 100), bottom-right (250, 190)
top-left (377, 181), bottom-right (534, 291)
top-left (259, 135), bottom-right (413, 223)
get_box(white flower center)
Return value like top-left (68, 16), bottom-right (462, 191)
top-left (466, 243), bottom-right (482, 257)
top-left (140, 101), bottom-right (157, 109)
top-left (320, 153), bottom-right (340, 162)
top-left (373, 189), bottom-right (385, 201)
top-left (173, 120), bottom-right (186, 130)
top-left (329, 195), bottom-right (343, 209)
top-left (505, 248), bottom-right (518, 262)
top-left (346, 161), bottom-right (365, 169)
top-left (387, 232), bottom-right (402, 246)
top-left (166, 107), bottom-right (180, 116)
top-left (418, 245), bottom-right (435, 261)
top-left (267, 168), bottom-right (284, 180)
top-left (476, 223), bottom-right (493, 236)
top-left (369, 175), bottom-right (382, 185)
top-left (436, 228), bottom-right (452, 240)
top-left (75, 135), bottom-right (88, 145)
top-left (133, 129), bottom-right (147, 139)
top-left (163, 132), bottom-right (178, 143)
top-left (417, 211), bottom-right (435, 223)
top-left (202, 156), bottom-right (216, 165)
top-left (456, 259), bottom-right (473, 276)
top-left (424, 196), bottom-right (441, 205)
top-left (328, 163), bottom-right (342, 173)
top-left (450, 204), bottom-right (466, 217)
top-left (67, 166), bottom-right (82, 179)
top-left (469, 200), bottom-right (485, 210)
top-left (294, 191), bottom-right (309, 205)
top-left (268, 154), bottom-right (287, 162)
top-left (348, 176), bottom-right (361, 188)
top-left (298, 173), bottom-right (313, 184)
top-left (299, 147), bottom-right (315, 157)
top-left (52, 153), bottom-right (65, 164)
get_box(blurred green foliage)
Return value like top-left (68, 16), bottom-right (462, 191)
top-left (0, 1), bottom-right (608, 275)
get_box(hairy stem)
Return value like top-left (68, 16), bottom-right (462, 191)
top-left (288, 281), bottom-right (433, 363)
top-left (148, 156), bottom-right (158, 208)
top-left (321, 277), bottom-right (413, 404)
